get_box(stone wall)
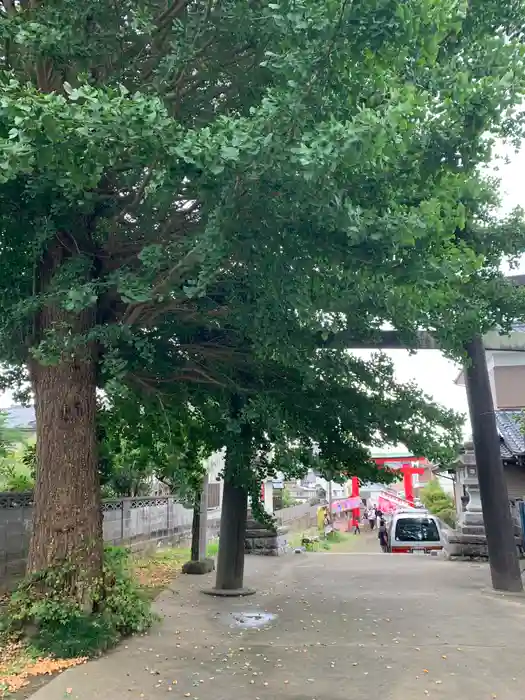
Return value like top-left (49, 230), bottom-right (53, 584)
top-left (0, 493), bottom-right (220, 591)
top-left (0, 493), bottom-right (315, 590)
top-left (274, 502), bottom-right (318, 530)
top-left (245, 503), bottom-right (318, 556)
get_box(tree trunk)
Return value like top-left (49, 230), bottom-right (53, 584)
top-left (28, 351), bottom-right (102, 601)
top-left (190, 494), bottom-right (200, 562)
top-left (27, 236), bottom-right (102, 605)
top-left (205, 400), bottom-right (253, 596)
top-left (214, 478), bottom-right (248, 591)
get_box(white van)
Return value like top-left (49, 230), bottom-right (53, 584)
top-left (386, 510), bottom-right (444, 554)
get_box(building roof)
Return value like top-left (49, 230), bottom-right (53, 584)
top-left (4, 406), bottom-right (36, 430)
top-left (495, 410), bottom-right (525, 459)
top-left (370, 447), bottom-right (415, 459)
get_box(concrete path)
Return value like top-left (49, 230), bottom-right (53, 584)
top-left (30, 553), bottom-right (525, 700)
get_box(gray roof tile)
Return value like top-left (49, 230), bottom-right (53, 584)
top-left (495, 410), bottom-right (525, 457)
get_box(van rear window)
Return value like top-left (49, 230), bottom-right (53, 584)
top-left (394, 518), bottom-right (440, 543)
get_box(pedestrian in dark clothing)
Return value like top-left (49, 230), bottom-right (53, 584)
top-left (378, 519), bottom-right (388, 552)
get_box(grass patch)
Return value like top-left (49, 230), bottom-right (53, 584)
top-left (0, 547), bottom-right (154, 696)
top-left (287, 528), bottom-right (351, 551)
top-left (326, 530), bottom-right (350, 544)
top-left (133, 540), bottom-right (218, 598)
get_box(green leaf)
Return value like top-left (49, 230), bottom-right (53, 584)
top-left (221, 146), bottom-right (240, 161)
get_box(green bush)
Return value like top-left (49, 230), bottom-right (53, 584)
top-left (436, 507), bottom-right (457, 528)
top-left (2, 471), bottom-right (34, 492)
top-left (7, 546), bottom-right (154, 658)
top-left (420, 480), bottom-right (457, 528)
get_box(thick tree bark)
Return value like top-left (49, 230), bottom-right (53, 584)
top-left (27, 235), bottom-right (102, 605)
top-left (28, 350), bottom-right (102, 599)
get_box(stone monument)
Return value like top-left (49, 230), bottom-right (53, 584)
top-left (443, 442), bottom-right (521, 559)
top-left (244, 511), bottom-right (289, 556)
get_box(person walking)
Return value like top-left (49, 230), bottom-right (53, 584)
top-left (378, 518), bottom-right (388, 552)
top-left (352, 514), bottom-right (361, 534)
top-left (367, 507), bottom-right (375, 530)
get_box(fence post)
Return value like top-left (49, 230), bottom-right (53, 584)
top-left (167, 497), bottom-right (171, 533)
top-left (122, 499), bottom-right (131, 543)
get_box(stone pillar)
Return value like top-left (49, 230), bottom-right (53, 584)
top-left (199, 473), bottom-right (209, 558)
top-left (263, 479), bottom-right (274, 514)
top-left (461, 446), bottom-right (483, 528)
top-left (181, 475), bottom-right (215, 576)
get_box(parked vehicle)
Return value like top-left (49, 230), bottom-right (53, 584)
top-left (386, 509), bottom-right (444, 554)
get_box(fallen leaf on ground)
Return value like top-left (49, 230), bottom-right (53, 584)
top-left (0, 642), bottom-right (87, 696)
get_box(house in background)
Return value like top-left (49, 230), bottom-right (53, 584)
top-left (147, 448), bottom-right (225, 511)
top-left (453, 341), bottom-right (525, 507)
top-left (284, 470), bottom-right (345, 505)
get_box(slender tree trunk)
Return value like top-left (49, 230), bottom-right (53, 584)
top-left (190, 493), bottom-right (200, 562)
top-left (27, 236), bottom-right (102, 605)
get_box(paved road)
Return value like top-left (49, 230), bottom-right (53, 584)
top-left (31, 553), bottom-right (525, 700)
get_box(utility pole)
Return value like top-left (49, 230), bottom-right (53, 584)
top-left (464, 334), bottom-right (523, 593)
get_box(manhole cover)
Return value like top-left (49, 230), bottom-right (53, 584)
top-left (219, 611), bottom-right (277, 629)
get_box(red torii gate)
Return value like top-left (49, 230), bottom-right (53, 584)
top-left (351, 454), bottom-right (427, 513)
top-left (373, 455), bottom-right (427, 504)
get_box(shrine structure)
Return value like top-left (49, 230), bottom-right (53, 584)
top-left (372, 454), bottom-right (427, 504)
top-left (350, 450), bottom-right (430, 513)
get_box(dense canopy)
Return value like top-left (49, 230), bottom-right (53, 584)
top-left (1, 0), bottom-right (525, 596)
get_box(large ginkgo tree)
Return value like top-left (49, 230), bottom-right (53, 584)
top-left (0, 0), bottom-right (525, 603)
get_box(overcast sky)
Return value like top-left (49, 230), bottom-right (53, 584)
top-left (1, 145), bottom-right (524, 438)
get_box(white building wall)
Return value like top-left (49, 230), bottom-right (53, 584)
top-left (203, 448), bottom-right (225, 510)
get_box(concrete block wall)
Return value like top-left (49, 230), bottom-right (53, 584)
top-left (275, 502), bottom-right (318, 531)
top-left (0, 494), bottom-right (32, 585)
top-left (0, 494), bottom-right (219, 591)
top-left (0, 493), bottom-right (314, 591)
